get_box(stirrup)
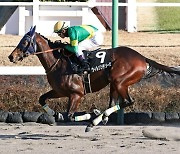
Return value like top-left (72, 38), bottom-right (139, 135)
top-left (79, 60), bottom-right (90, 73)
top-left (78, 67), bottom-right (90, 74)
top-left (82, 65), bottom-right (90, 74)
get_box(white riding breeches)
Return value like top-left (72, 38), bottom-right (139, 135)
top-left (76, 31), bottom-right (104, 57)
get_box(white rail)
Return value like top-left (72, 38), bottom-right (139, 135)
top-left (0, 66), bottom-right (45, 75)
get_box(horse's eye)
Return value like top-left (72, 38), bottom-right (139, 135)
top-left (22, 41), bottom-right (28, 46)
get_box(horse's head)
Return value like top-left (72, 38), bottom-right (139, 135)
top-left (8, 26), bottom-right (37, 63)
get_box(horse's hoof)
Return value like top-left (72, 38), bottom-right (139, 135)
top-left (54, 112), bottom-right (64, 122)
top-left (102, 116), bottom-right (108, 125)
top-left (67, 113), bottom-right (75, 122)
top-left (93, 109), bottom-right (101, 116)
top-left (85, 124), bottom-right (94, 132)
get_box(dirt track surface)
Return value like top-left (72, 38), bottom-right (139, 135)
top-left (0, 123), bottom-right (179, 154)
top-left (0, 31), bottom-right (180, 66)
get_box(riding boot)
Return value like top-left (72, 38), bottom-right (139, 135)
top-left (78, 55), bottom-right (90, 73)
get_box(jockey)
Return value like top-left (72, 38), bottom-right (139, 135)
top-left (54, 21), bottom-right (104, 73)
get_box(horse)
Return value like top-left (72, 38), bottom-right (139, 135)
top-left (8, 26), bottom-right (180, 132)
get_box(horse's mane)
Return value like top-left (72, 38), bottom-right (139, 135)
top-left (37, 33), bottom-right (72, 59)
top-left (37, 33), bottom-right (66, 49)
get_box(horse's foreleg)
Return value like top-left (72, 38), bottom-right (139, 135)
top-left (39, 90), bottom-right (60, 116)
top-left (67, 94), bottom-right (82, 121)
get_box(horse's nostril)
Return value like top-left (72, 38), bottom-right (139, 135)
top-left (8, 55), bottom-right (13, 62)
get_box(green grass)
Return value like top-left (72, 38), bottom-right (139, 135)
top-left (156, 0), bottom-right (180, 32)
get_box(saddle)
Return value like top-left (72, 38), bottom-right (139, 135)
top-left (68, 48), bottom-right (112, 74)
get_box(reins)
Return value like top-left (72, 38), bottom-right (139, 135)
top-left (32, 47), bottom-right (61, 55)
top-left (32, 47), bottom-right (62, 74)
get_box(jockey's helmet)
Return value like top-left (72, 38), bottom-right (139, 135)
top-left (54, 21), bottom-right (65, 33)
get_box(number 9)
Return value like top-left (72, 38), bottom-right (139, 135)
top-left (96, 51), bottom-right (106, 63)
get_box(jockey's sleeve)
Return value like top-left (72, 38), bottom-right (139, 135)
top-left (65, 44), bottom-right (78, 54)
top-left (64, 26), bottom-right (98, 53)
top-left (64, 27), bottom-right (79, 53)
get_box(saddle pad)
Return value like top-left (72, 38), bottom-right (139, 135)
top-left (85, 49), bottom-right (112, 73)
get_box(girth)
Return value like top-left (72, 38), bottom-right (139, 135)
top-left (82, 73), bottom-right (92, 94)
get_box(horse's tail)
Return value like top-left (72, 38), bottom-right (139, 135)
top-left (144, 58), bottom-right (180, 79)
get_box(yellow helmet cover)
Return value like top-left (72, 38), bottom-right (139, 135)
top-left (54, 21), bottom-right (65, 33)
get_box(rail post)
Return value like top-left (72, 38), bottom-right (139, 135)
top-left (126, 0), bottom-right (137, 32)
top-left (33, 0), bottom-right (39, 28)
top-left (112, 0), bottom-right (124, 125)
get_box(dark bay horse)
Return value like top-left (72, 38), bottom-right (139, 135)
top-left (8, 26), bottom-right (180, 131)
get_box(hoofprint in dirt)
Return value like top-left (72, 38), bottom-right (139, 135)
top-left (0, 123), bottom-right (179, 154)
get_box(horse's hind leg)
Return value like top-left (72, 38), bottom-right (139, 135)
top-left (103, 83), bottom-right (134, 125)
top-left (85, 103), bottom-right (121, 132)
top-left (114, 84), bottom-right (134, 108)
top-left (100, 84), bottom-right (119, 124)
top-left (122, 90), bottom-right (134, 108)
top-left (109, 83), bottom-right (132, 111)
top-left (109, 84), bottom-right (119, 108)
top-left (89, 84), bottom-right (124, 126)
top-left (86, 85), bottom-right (121, 130)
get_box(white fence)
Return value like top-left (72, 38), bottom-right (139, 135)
top-left (0, 66), bottom-right (46, 75)
top-left (1, 0), bottom-right (180, 36)
top-left (0, 0), bottom-right (111, 36)
top-left (0, 1), bottom-right (180, 75)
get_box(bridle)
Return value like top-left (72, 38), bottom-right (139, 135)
top-left (19, 33), bottom-right (61, 56)
top-left (19, 33), bottom-right (62, 74)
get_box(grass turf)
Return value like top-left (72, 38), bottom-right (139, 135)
top-left (156, 0), bottom-right (180, 32)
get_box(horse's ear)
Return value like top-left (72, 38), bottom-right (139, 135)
top-left (29, 26), bottom-right (32, 32)
top-left (30, 25), bottom-right (36, 37)
top-left (26, 26), bottom-right (32, 35)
